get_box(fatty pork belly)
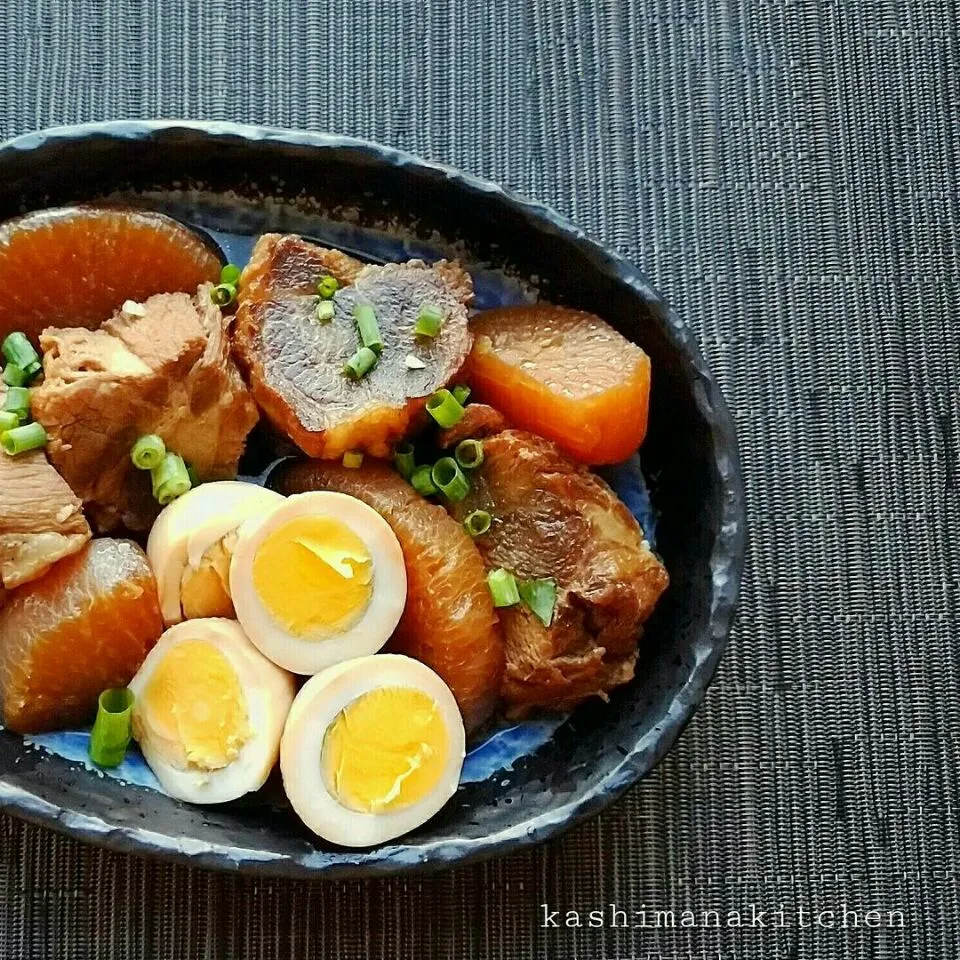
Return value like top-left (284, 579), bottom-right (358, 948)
top-left (232, 234), bottom-right (474, 459)
top-left (31, 285), bottom-right (258, 533)
top-left (445, 417), bottom-right (669, 715)
top-left (0, 386), bottom-right (91, 590)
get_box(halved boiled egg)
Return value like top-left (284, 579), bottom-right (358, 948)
top-left (128, 618), bottom-right (295, 804)
top-left (147, 480), bottom-right (285, 625)
top-left (280, 654), bottom-right (465, 846)
top-left (230, 491), bottom-right (407, 674)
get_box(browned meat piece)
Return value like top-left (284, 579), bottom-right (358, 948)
top-left (233, 234), bottom-right (474, 459)
top-left (0, 446), bottom-right (91, 590)
top-left (0, 383), bottom-right (91, 589)
top-left (437, 403), bottom-right (508, 449)
top-left (31, 285), bottom-right (258, 533)
top-left (447, 429), bottom-right (668, 715)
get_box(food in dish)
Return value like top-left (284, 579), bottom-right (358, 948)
top-left (147, 480), bottom-right (285, 625)
top-left (277, 459), bottom-right (505, 732)
top-left (0, 206), bottom-right (221, 338)
top-left (436, 402), bottom-right (508, 449)
top-left (129, 618), bottom-right (295, 803)
top-left (0, 538), bottom-right (162, 733)
top-left (0, 386), bottom-right (90, 590)
top-left (466, 304), bottom-right (652, 464)
top-left (233, 234), bottom-right (474, 458)
top-left (445, 428), bottom-right (669, 714)
top-left (280, 654), bottom-right (465, 847)
top-left (230, 490), bottom-right (407, 674)
top-left (31, 285), bottom-right (259, 532)
top-left (0, 205), bottom-right (670, 849)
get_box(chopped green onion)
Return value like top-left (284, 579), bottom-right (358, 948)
top-left (0, 411), bottom-right (18, 433)
top-left (343, 450), bottom-right (364, 469)
top-left (1, 421), bottom-right (46, 455)
top-left (393, 441), bottom-right (416, 480)
top-left (463, 509), bottom-right (492, 538)
top-left (518, 578), bottom-right (558, 627)
top-left (455, 438), bottom-right (484, 471)
top-left (425, 389), bottom-right (465, 428)
top-left (220, 263), bottom-right (241, 285)
top-left (2, 364), bottom-right (26, 387)
top-left (413, 303), bottom-right (444, 338)
top-left (315, 300), bottom-right (335, 323)
top-left (130, 434), bottom-right (166, 471)
top-left (431, 457), bottom-right (470, 501)
top-left (186, 464), bottom-right (201, 488)
top-left (2, 386), bottom-right (30, 422)
top-left (487, 568), bottom-right (520, 608)
top-left (151, 452), bottom-right (192, 505)
top-left (317, 275), bottom-right (339, 299)
top-left (354, 303), bottom-right (383, 354)
top-left (89, 687), bottom-right (135, 768)
top-left (452, 385), bottom-right (471, 406)
top-left (211, 282), bottom-right (237, 307)
top-left (343, 346), bottom-right (379, 380)
top-left (2, 333), bottom-right (40, 378)
top-left (411, 464), bottom-right (438, 496)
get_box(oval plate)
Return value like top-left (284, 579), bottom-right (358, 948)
top-left (0, 121), bottom-right (745, 878)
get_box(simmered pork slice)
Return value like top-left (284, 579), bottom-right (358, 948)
top-left (447, 429), bottom-right (669, 716)
top-left (31, 285), bottom-right (259, 533)
top-left (233, 234), bottom-right (474, 458)
top-left (0, 385), bottom-right (91, 588)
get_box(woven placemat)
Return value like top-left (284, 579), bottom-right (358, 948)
top-left (0, 1), bottom-right (957, 957)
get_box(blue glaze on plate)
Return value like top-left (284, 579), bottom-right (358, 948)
top-left (25, 732), bottom-right (161, 791)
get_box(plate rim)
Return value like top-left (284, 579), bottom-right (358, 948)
top-left (0, 119), bottom-right (746, 878)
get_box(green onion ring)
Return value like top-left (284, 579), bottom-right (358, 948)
top-left (0, 421), bottom-right (46, 456)
top-left (463, 509), bottom-right (492, 537)
top-left (454, 438), bottom-right (484, 471)
top-left (130, 434), bottom-right (167, 471)
top-left (411, 464), bottom-right (438, 496)
top-left (425, 389), bottom-right (465, 429)
top-left (88, 688), bottom-right (135, 768)
top-left (487, 568), bottom-right (520, 608)
top-left (394, 441), bottom-right (416, 479)
top-left (431, 457), bottom-right (470, 501)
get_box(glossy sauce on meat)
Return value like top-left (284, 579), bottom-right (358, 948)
top-left (447, 428), bottom-right (669, 715)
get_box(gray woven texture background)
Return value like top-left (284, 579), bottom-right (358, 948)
top-left (0, 1), bottom-right (957, 957)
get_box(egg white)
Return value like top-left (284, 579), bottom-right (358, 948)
top-left (280, 654), bottom-right (465, 847)
top-left (128, 618), bottom-right (295, 804)
top-left (229, 491), bottom-right (407, 675)
top-left (147, 481), bottom-right (285, 625)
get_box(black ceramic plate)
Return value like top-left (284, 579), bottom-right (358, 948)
top-left (0, 121), bottom-right (744, 878)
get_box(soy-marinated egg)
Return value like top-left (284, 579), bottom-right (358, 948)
top-left (128, 618), bottom-right (295, 804)
top-left (229, 491), bottom-right (406, 674)
top-left (147, 480), bottom-right (285, 625)
top-left (280, 654), bottom-right (465, 846)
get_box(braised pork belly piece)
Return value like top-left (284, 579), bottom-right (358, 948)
top-left (31, 285), bottom-right (258, 533)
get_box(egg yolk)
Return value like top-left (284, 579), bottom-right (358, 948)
top-left (321, 687), bottom-right (448, 813)
top-left (252, 516), bottom-right (373, 639)
top-left (140, 641), bottom-right (250, 772)
top-left (180, 533), bottom-right (237, 620)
